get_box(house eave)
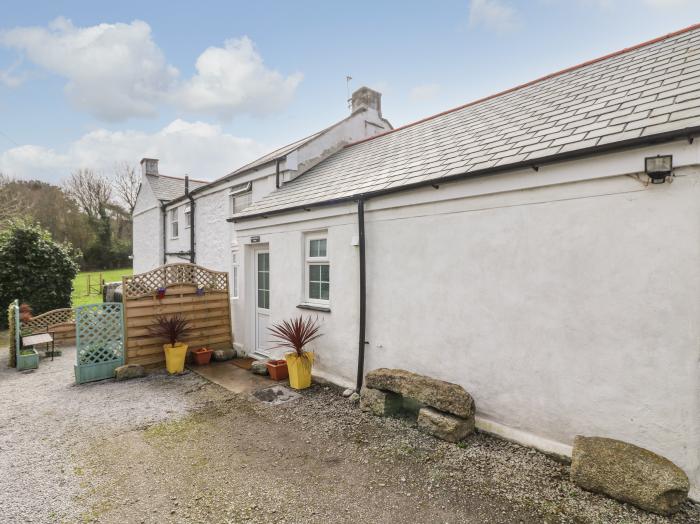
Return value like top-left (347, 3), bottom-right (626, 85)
top-left (230, 126), bottom-right (700, 223)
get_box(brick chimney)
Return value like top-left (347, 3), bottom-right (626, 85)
top-left (351, 87), bottom-right (382, 116)
top-left (140, 158), bottom-right (159, 176)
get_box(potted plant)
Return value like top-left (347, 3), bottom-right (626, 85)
top-left (268, 316), bottom-right (322, 390)
top-left (17, 348), bottom-right (39, 370)
top-left (148, 314), bottom-right (191, 374)
top-left (191, 347), bottom-right (213, 366)
top-left (265, 359), bottom-right (289, 381)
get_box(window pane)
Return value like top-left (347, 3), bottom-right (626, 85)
top-left (321, 282), bottom-right (329, 300)
top-left (309, 264), bottom-right (321, 281)
top-left (309, 238), bottom-right (327, 257)
top-left (320, 264), bottom-right (329, 281)
top-left (258, 289), bottom-right (265, 307)
top-left (233, 192), bottom-right (253, 214)
top-left (309, 281), bottom-right (321, 299)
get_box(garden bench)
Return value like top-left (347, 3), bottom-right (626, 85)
top-left (22, 332), bottom-right (56, 360)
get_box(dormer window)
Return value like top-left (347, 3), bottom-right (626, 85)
top-left (229, 182), bottom-right (253, 216)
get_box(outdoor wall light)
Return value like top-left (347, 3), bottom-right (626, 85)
top-left (645, 155), bottom-right (673, 184)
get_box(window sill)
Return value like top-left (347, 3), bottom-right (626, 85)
top-left (297, 303), bottom-right (331, 313)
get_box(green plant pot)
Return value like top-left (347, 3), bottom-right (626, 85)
top-left (17, 349), bottom-right (39, 371)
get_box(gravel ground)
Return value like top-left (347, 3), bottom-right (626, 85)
top-left (0, 346), bottom-right (211, 523)
top-left (1, 344), bottom-right (699, 523)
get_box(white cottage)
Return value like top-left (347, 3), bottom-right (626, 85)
top-left (132, 86), bottom-right (392, 350)
top-left (227, 26), bottom-right (700, 497)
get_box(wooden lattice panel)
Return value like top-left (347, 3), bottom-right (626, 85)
top-left (75, 303), bottom-right (124, 366)
top-left (123, 263), bottom-right (228, 299)
top-left (22, 308), bottom-right (75, 335)
top-left (123, 264), bottom-right (232, 367)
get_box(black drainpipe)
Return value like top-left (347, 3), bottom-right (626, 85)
top-left (185, 176), bottom-right (196, 263)
top-left (356, 198), bottom-right (367, 391)
top-left (275, 158), bottom-right (282, 188)
top-left (160, 202), bottom-right (167, 265)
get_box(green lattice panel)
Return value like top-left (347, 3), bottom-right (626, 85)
top-left (74, 303), bottom-right (124, 384)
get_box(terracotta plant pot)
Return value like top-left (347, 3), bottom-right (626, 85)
top-left (266, 359), bottom-right (289, 381)
top-left (192, 347), bottom-right (213, 366)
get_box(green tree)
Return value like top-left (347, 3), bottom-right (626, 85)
top-left (0, 219), bottom-right (79, 328)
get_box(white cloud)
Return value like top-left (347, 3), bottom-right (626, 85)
top-left (644, 0), bottom-right (692, 6)
top-left (409, 83), bottom-right (440, 101)
top-left (176, 37), bottom-right (303, 119)
top-left (0, 19), bottom-right (302, 121)
top-left (0, 119), bottom-right (268, 183)
top-left (468, 0), bottom-right (519, 32)
top-left (1, 17), bottom-right (178, 120)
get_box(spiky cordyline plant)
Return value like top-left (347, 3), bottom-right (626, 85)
top-left (268, 315), bottom-right (322, 360)
top-left (148, 313), bottom-right (192, 346)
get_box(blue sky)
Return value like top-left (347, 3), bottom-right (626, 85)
top-left (1, 0), bottom-right (699, 183)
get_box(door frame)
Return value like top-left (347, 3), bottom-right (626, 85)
top-left (252, 245), bottom-right (271, 357)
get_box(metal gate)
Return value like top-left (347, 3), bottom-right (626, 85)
top-left (74, 303), bottom-right (124, 384)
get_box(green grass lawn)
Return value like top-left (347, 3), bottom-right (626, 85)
top-left (72, 268), bottom-right (133, 307)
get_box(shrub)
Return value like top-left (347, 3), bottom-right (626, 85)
top-left (147, 314), bottom-right (191, 346)
top-left (268, 316), bottom-right (322, 358)
top-left (0, 219), bottom-right (79, 328)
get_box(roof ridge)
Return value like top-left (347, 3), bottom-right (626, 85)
top-left (149, 173), bottom-right (208, 184)
top-left (345, 22), bottom-right (700, 149)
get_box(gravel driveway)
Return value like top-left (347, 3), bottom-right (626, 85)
top-left (1, 345), bottom-right (699, 523)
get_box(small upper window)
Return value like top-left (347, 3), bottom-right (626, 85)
top-left (169, 208), bottom-right (178, 238)
top-left (305, 234), bottom-right (329, 303)
top-left (229, 182), bottom-right (253, 215)
top-left (184, 205), bottom-right (192, 229)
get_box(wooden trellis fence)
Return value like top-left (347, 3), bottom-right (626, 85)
top-left (122, 263), bottom-right (233, 367)
top-left (21, 307), bottom-right (76, 348)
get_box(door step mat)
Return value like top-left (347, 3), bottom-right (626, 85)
top-left (232, 357), bottom-right (255, 370)
top-left (253, 385), bottom-right (300, 405)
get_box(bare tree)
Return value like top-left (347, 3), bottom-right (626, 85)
top-left (0, 172), bottom-right (23, 226)
top-left (113, 162), bottom-right (140, 215)
top-left (64, 168), bottom-right (113, 220)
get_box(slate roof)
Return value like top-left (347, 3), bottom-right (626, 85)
top-left (237, 25), bottom-right (700, 219)
top-left (147, 174), bottom-right (207, 202)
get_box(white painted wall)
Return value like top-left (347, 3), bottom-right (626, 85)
top-left (234, 139), bottom-right (700, 498)
top-left (132, 177), bottom-right (162, 273)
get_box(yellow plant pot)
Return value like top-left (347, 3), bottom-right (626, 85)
top-left (285, 351), bottom-right (314, 390)
top-left (164, 342), bottom-right (188, 374)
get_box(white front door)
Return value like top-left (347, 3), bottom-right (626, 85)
top-left (254, 249), bottom-right (271, 356)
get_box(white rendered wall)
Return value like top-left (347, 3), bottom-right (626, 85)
top-left (132, 179), bottom-right (162, 273)
top-left (235, 141), bottom-right (700, 497)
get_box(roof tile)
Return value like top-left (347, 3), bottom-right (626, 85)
top-left (237, 26), bottom-right (700, 218)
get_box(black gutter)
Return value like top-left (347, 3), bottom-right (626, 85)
top-left (185, 175), bottom-right (196, 264)
top-left (229, 126), bottom-right (699, 223)
top-left (275, 158), bottom-right (282, 188)
top-left (356, 199), bottom-right (367, 391)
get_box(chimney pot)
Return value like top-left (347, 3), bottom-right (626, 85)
top-left (351, 87), bottom-right (382, 116)
top-left (140, 158), bottom-right (159, 176)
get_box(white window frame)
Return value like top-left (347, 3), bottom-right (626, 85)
top-left (231, 250), bottom-right (239, 299)
top-left (229, 182), bottom-right (253, 216)
top-left (184, 205), bottom-right (191, 229)
top-left (304, 232), bottom-right (329, 305)
top-left (169, 208), bottom-right (179, 239)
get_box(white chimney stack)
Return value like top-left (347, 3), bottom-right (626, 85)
top-left (140, 158), bottom-right (159, 176)
top-left (351, 87), bottom-right (382, 116)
